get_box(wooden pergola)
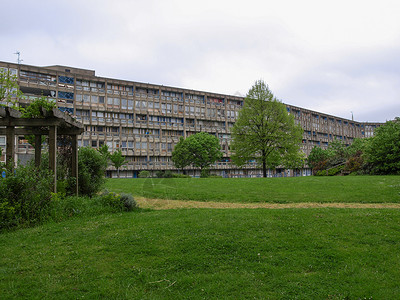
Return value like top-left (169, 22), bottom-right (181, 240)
top-left (0, 106), bottom-right (84, 194)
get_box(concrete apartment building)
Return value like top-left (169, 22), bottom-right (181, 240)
top-left (0, 61), bottom-right (382, 177)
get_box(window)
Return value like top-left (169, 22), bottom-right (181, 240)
top-left (58, 76), bottom-right (74, 84)
top-left (58, 91), bottom-right (74, 99)
top-left (121, 99), bottom-right (127, 109)
top-left (128, 100), bottom-right (133, 110)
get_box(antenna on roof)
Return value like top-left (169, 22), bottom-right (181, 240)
top-left (14, 51), bottom-right (23, 64)
top-left (351, 111), bottom-right (354, 121)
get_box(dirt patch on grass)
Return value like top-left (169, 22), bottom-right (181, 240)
top-left (136, 197), bottom-right (400, 210)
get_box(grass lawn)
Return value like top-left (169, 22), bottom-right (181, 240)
top-left (1, 208), bottom-right (400, 299)
top-left (105, 175), bottom-right (400, 203)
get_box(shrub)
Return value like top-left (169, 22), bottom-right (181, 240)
top-left (99, 191), bottom-right (137, 212)
top-left (99, 191), bottom-right (122, 210)
top-left (327, 165), bottom-right (344, 176)
top-left (172, 173), bottom-right (191, 178)
top-left (120, 193), bottom-right (137, 211)
top-left (164, 170), bottom-right (173, 178)
top-left (200, 169), bottom-right (210, 178)
top-left (155, 170), bottom-right (165, 178)
top-left (138, 170), bottom-right (150, 178)
top-left (0, 162), bottom-right (53, 230)
top-left (315, 170), bottom-right (327, 176)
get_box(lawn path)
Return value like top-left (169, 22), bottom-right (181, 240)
top-left (136, 197), bottom-right (400, 209)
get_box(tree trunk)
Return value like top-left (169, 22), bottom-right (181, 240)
top-left (117, 168), bottom-right (120, 178)
top-left (262, 150), bottom-right (267, 177)
top-left (262, 160), bottom-right (267, 178)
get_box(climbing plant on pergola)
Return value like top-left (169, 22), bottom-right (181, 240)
top-left (0, 106), bottom-right (84, 194)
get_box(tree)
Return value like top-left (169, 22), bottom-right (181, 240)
top-left (110, 149), bottom-right (127, 178)
top-left (171, 137), bottom-right (191, 173)
top-left (307, 146), bottom-right (329, 170)
top-left (171, 132), bottom-right (223, 176)
top-left (0, 68), bottom-right (23, 107)
top-left (231, 80), bottom-right (303, 177)
top-left (78, 147), bottom-right (107, 196)
top-left (365, 118), bottom-right (400, 174)
top-left (98, 144), bottom-right (110, 161)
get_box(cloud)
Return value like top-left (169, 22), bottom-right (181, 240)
top-left (1, 0), bottom-right (399, 122)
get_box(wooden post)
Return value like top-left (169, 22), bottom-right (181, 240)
top-left (49, 126), bottom-right (57, 192)
top-left (5, 126), bottom-right (15, 169)
top-left (35, 135), bottom-right (42, 168)
top-left (71, 135), bottom-right (79, 196)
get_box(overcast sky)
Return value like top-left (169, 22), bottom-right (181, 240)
top-left (1, 0), bottom-right (399, 122)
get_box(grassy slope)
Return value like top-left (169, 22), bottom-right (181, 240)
top-left (1, 208), bottom-right (400, 299)
top-left (105, 176), bottom-right (400, 203)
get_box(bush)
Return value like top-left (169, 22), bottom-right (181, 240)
top-left (200, 169), bottom-right (210, 178)
top-left (172, 173), bottom-right (191, 178)
top-left (120, 193), bottom-right (137, 211)
top-left (99, 191), bottom-right (137, 212)
top-left (315, 170), bottom-right (327, 176)
top-left (99, 191), bottom-right (122, 210)
top-left (0, 162), bottom-right (53, 230)
top-left (327, 165), bottom-right (344, 176)
top-left (138, 170), bottom-right (150, 178)
top-left (164, 170), bottom-right (173, 178)
top-left (155, 170), bottom-right (165, 178)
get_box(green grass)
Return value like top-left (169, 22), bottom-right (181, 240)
top-left (1, 208), bottom-right (400, 299)
top-left (105, 175), bottom-right (400, 203)
top-left (2, 176), bottom-right (400, 298)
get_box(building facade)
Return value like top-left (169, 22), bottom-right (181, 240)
top-left (0, 61), bottom-right (382, 177)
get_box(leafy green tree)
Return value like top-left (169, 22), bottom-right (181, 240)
top-left (307, 146), bottom-right (329, 169)
top-left (171, 137), bottom-right (191, 172)
top-left (172, 132), bottom-right (223, 175)
top-left (78, 147), bottom-right (107, 196)
top-left (110, 149), bottom-right (127, 178)
top-left (231, 80), bottom-right (303, 177)
top-left (0, 68), bottom-right (23, 107)
top-left (98, 144), bottom-right (111, 164)
top-left (365, 118), bottom-right (400, 174)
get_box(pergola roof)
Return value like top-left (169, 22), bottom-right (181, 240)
top-left (0, 106), bottom-right (84, 194)
top-left (0, 106), bottom-right (84, 135)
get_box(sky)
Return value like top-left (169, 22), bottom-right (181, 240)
top-left (1, 0), bottom-right (399, 122)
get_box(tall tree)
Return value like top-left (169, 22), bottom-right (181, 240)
top-left (365, 117), bottom-right (400, 174)
top-left (172, 132), bottom-right (223, 176)
top-left (110, 149), bottom-right (127, 178)
top-left (98, 144), bottom-right (111, 161)
top-left (0, 68), bottom-right (23, 107)
top-left (231, 80), bottom-right (303, 177)
top-left (171, 137), bottom-right (191, 173)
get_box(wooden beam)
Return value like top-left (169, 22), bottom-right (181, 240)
top-left (35, 135), bottom-right (42, 168)
top-left (0, 127), bottom-right (84, 135)
top-left (71, 135), bottom-right (79, 196)
top-left (0, 106), bottom-right (21, 118)
top-left (49, 126), bottom-right (57, 193)
top-left (5, 126), bottom-right (15, 168)
top-left (0, 118), bottom-right (62, 127)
